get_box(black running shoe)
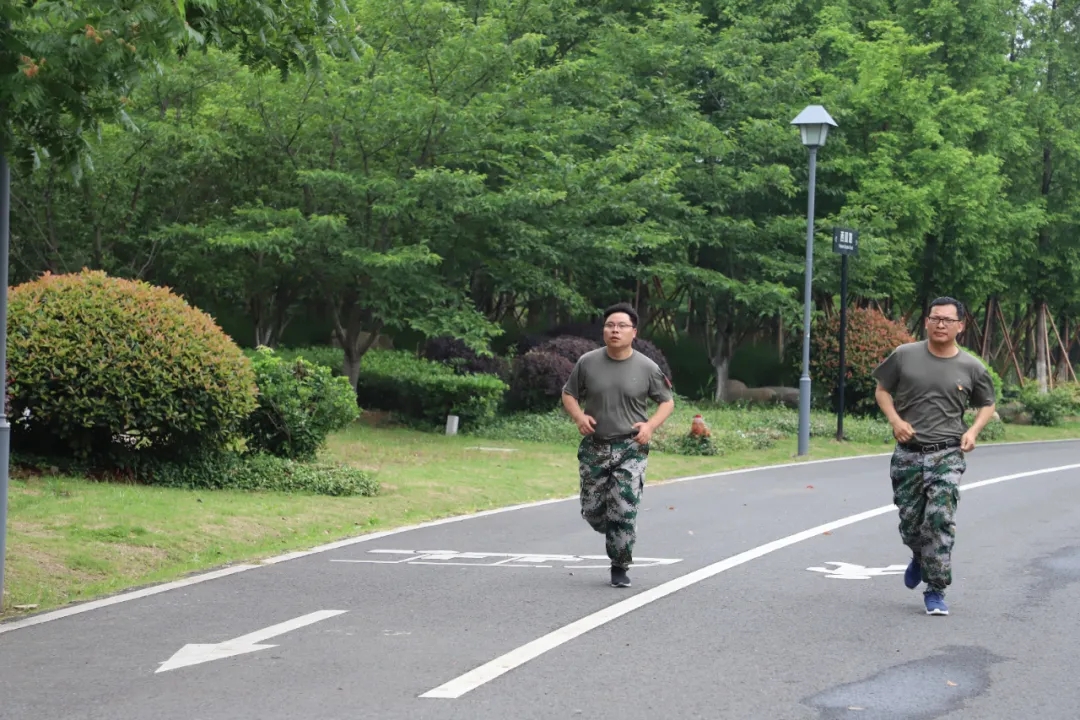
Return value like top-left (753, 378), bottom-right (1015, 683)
top-left (610, 565), bottom-right (631, 588)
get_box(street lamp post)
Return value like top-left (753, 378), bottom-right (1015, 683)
top-left (790, 105), bottom-right (837, 457)
top-left (0, 143), bottom-right (8, 609)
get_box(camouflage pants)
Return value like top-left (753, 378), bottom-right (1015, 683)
top-left (578, 435), bottom-right (650, 569)
top-left (890, 445), bottom-right (966, 595)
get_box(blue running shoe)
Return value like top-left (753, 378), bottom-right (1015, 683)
top-left (924, 591), bottom-right (949, 616)
top-left (905, 557), bottom-right (922, 589)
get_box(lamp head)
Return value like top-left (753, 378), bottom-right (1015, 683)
top-left (791, 105), bottom-right (838, 147)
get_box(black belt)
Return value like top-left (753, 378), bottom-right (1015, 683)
top-left (592, 433), bottom-right (637, 444)
top-left (898, 438), bottom-right (960, 453)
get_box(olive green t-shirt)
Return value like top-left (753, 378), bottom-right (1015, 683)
top-left (872, 341), bottom-right (996, 444)
top-left (563, 348), bottom-right (674, 440)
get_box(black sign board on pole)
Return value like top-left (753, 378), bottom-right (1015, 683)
top-left (832, 227), bottom-right (858, 255)
top-left (832, 227), bottom-right (858, 440)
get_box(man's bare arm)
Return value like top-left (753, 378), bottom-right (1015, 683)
top-left (875, 384), bottom-right (916, 443)
top-left (562, 392), bottom-right (596, 435)
top-left (632, 398), bottom-right (675, 444)
top-left (961, 404), bottom-right (997, 452)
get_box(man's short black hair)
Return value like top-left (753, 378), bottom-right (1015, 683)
top-left (603, 302), bottom-right (639, 328)
top-left (928, 296), bottom-right (965, 320)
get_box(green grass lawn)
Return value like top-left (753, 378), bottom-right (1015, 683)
top-left (4, 408), bottom-right (1080, 619)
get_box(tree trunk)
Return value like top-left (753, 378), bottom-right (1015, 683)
top-left (1036, 303), bottom-right (1049, 393)
top-left (778, 313), bottom-right (785, 362)
top-left (330, 294), bottom-right (382, 391)
top-left (711, 324), bottom-right (732, 403)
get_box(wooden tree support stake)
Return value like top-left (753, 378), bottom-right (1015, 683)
top-left (1047, 310), bottom-right (1078, 383)
top-left (995, 301), bottom-right (1025, 387)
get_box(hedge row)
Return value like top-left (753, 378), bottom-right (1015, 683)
top-left (355, 349), bottom-right (507, 426)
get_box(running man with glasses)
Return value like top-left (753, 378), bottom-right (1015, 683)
top-left (562, 303), bottom-right (675, 588)
top-left (873, 296), bottom-right (997, 616)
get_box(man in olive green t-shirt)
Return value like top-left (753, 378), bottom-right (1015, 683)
top-left (873, 296), bottom-right (997, 616)
top-left (562, 303), bottom-right (675, 588)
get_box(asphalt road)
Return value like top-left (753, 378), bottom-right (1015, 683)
top-left (2, 440), bottom-right (1080, 720)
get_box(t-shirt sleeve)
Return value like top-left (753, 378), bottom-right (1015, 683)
top-left (872, 348), bottom-right (902, 393)
top-left (563, 358), bottom-right (585, 399)
top-left (969, 365), bottom-right (996, 408)
top-left (648, 364), bottom-right (674, 403)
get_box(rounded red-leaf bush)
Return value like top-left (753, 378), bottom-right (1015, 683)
top-left (8, 269), bottom-right (258, 465)
top-left (421, 336), bottom-right (510, 380)
top-left (809, 306), bottom-right (915, 414)
top-left (523, 321), bottom-right (674, 381)
top-left (531, 336), bottom-right (601, 366)
top-left (508, 351), bottom-right (575, 412)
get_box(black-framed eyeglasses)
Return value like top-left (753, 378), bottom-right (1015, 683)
top-left (927, 316), bottom-right (961, 326)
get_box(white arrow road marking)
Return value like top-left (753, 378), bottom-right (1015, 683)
top-left (806, 562), bottom-right (908, 579)
top-left (330, 549), bottom-right (682, 569)
top-left (156, 610), bottom-right (346, 673)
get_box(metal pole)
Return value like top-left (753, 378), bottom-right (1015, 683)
top-left (797, 146), bottom-right (817, 456)
top-left (0, 147), bottom-right (10, 609)
top-left (836, 253), bottom-right (848, 441)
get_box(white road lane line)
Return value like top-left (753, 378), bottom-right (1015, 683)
top-left (420, 462), bottom-right (1080, 699)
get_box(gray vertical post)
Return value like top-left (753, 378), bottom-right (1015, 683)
top-left (836, 253), bottom-right (848, 441)
top-left (797, 146), bottom-right (817, 456)
top-left (0, 146), bottom-right (10, 608)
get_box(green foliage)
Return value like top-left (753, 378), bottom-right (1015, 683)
top-left (730, 342), bottom-right (792, 389)
top-left (243, 347), bottom-right (359, 460)
top-left (356, 350), bottom-right (507, 427)
top-left (6, 0), bottom-right (1080, 408)
top-left (959, 346), bottom-right (1004, 402)
top-left (1018, 385), bottom-right (1073, 426)
top-left (1, 0), bottom-right (354, 169)
top-left (268, 346), bottom-right (346, 376)
top-left (472, 402), bottom-right (908, 454)
top-left (130, 451), bottom-right (378, 497)
top-left (810, 307), bottom-right (916, 415)
top-left (7, 269), bottom-right (258, 465)
top-left (660, 433), bottom-right (720, 456)
top-left (1055, 382), bottom-right (1080, 415)
top-left (421, 337), bottom-right (510, 379)
top-left (971, 413), bottom-right (1007, 441)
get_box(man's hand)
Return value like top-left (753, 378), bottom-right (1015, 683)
top-left (962, 405), bottom-right (995, 452)
top-left (632, 421), bottom-right (654, 445)
top-left (575, 414), bottom-right (597, 436)
top-left (891, 419), bottom-right (917, 443)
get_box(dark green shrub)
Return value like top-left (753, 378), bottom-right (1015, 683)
top-left (243, 347), bottom-right (359, 460)
top-left (508, 351), bottom-right (575, 412)
top-left (1054, 382), bottom-right (1080, 415)
top-left (421, 336), bottom-right (510, 379)
top-left (356, 349), bottom-right (507, 427)
top-left (730, 341), bottom-right (792, 388)
top-left (809, 306), bottom-right (916, 415)
top-left (8, 269), bottom-right (257, 465)
top-left (123, 451), bottom-right (378, 496)
top-left (1018, 385), bottom-right (1071, 426)
top-left (271, 346), bottom-right (346, 376)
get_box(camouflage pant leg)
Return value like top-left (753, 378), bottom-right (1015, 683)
top-left (578, 436), bottom-right (650, 569)
top-left (890, 446), bottom-right (964, 594)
